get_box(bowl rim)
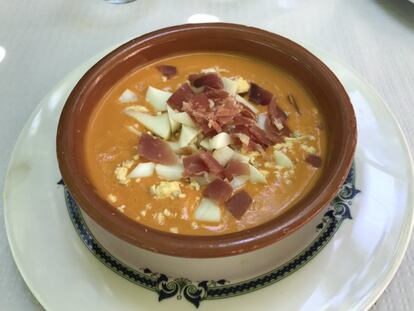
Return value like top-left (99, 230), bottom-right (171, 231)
top-left (56, 22), bottom-right (357, 258)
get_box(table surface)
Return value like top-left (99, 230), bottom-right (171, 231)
top-left (1, 0), bottom-right (413, 310)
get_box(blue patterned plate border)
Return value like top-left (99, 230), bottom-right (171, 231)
top-left (62, 164), bottom-right (359, 308)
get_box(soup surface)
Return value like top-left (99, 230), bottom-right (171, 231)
top-left (84, 52), bottom-right (326, 235)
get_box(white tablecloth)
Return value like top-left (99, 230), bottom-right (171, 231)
top-left (1, 0), bottom-right (413, 309)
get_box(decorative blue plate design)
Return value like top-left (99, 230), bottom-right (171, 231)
top-left (61, 164), bottom-right (359, 308)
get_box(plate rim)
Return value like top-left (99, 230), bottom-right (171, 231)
top-left (316, 49), bottom-right (414, 310)
top-left (328, 57), bottom-right (414, 310)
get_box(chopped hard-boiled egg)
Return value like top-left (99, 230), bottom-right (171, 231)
top-left (236, 77), bottom-right (250, 93)
top-left (300, 145), bottom-right (317, 154)
top-left (222, 77), bottom-right (238, 95)
top-left (124, 109), bottom-right (171, 139)
top-left (166, 141), bottom-right (180, 152)
top-left (155, 164), bottom-right (184, 180)
top-left (249, 164), bottom-right (267, 184)
top-left (274, 150), bottom-right (293, 168)
top-left (191, 176), bottom-right (209, 186)
top-left (231, 151), bottom-right (250, 163)
top-left (171, 111), bottom-right (197, 128)
top-left (194, 198), bottom-right (221, 222)
top-left (115, 167), bottom-right (129, 184)
top-left (125, 105), bottom-right (149, 113)
top-left (209, 132), bottom-right (232, 149)
top-left (199, 138), bottom-right (212, 150)
top-left (150, 181), bottom-right (182, 199)
top-left (128, 162), bottom-right (155, 178)
top-left (178, 125), bottom-right (200, 148)
top-left (257, 113), bottom-right (267, 130)
top-left (230, 175), bottom-right (250, 189)
top-left (166, 106), bottom-right (181, 133)
top-left (235, 95), bottom-right (259, 114)
top-left (119, 89), bottom-right (138, 103)
top-left (145, 86), bottom-right (171, 112)
top-left (213, 146), bottom-right (235, 166)
top-left (125, 125), bottom-right (141, 136)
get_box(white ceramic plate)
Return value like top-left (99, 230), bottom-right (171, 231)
top-left (4, 44), bottom-right (413, 311)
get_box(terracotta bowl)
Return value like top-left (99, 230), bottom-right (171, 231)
top-left (57, 23), bottom-right (356, 258)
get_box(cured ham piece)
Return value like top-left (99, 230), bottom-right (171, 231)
top-left (287, 92), bottom-right (301, 115)
top-left (198, 122), bottom-right (218, 137)
top-left (264, 116), bottom-right (291, 143)
top-left (224, 159), bottom-right (250, 180)
top-left (229, 133), bottom-right (244, 150)
top-left (305, 155), bottom-right (322, 168)
top-left (137, 133), bottom-right (178, 165)
top-left (188, 93), bottom-right (211, 112)
top-left (156, 65), bottom-right (177, 79)
top-left (233, 115), bottom-right (256, 126)
top-left (232, 133), bottom-right (250, 148)
top-left (176, 146), bottom-right (197, 156)
top-left (264, 98), bottom-right (291, 143)
top-left (183, 154), bottom-right (208, 176)
top-left (179, 86), bottom-right (252, 136)
top-left (203, 179), bottom-right (233, 204)
top-left (225, 190), bottom-right (253, 219)
top-left (268, 98), bottom-right (288, 131)
top-left (247, 125), bottom-right (274, 147)
top-left (240, 107), bottom-right (256, 120)
top-left (204, 89), bottom-right (229, 101)
top-left (183, 152), bottom-right (224, 177)
top-left (248, 83), bottom-right (273, 105)
top-left (227, 120), bottom-right (268, 152)
top-left (245, 140), bottom-right (265, 153)
top-left (167, 83), bottom-right (194, 111)
top-left (230, 121), bottom-right (272, 150)
top-left (214, 97), bottom-right (243, 126)
top-left (183, 94), bottom-right (218, 135)
top-left (189, 73), bottom-right (224, 89)
top-left (199, 152), bottom-right (224, 177)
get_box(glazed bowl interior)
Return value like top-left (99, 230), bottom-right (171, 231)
top-left (57, 23), bottom-right (356, 258)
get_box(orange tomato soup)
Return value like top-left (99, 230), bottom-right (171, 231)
top-left (84, 52), bottom-right (326, 235)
